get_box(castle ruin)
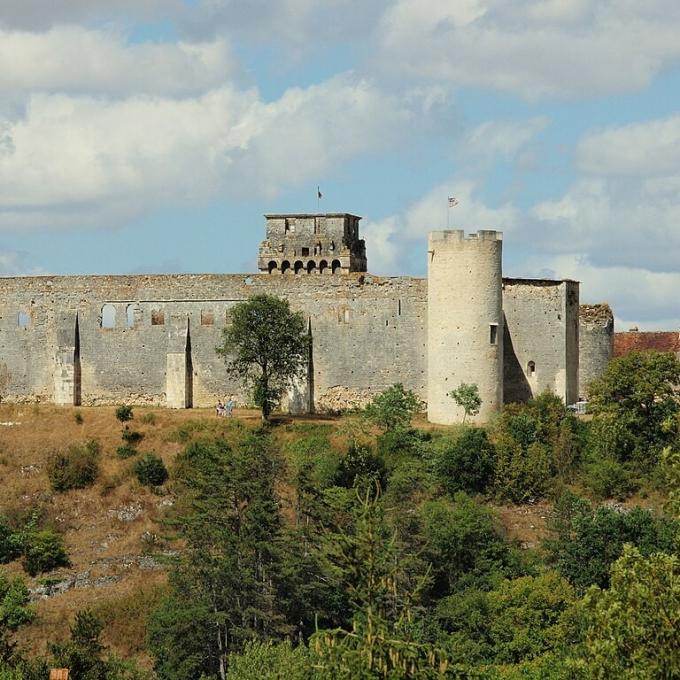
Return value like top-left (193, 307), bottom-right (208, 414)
top-left (0, 213), bottom-right (614, 423)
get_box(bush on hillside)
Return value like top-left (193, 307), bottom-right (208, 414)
top-left (134, 454), bottom-right (168, 487)
top-left (115, 404), bottom-right (134, 424)
top-left (435, 427), bottom-right (496, 495)
top-left (47, 440), bottom-right (100, 492)
top-left (333, 444), bottom-right (387, 489)
top-left (121, 430), bottom-right (144, 445)
top-left (581, 456), bottom-right (637, 501)
top-left (22, 529), bottom-right (70, 576)
top-left (116, 444), bottom-right (138, 460)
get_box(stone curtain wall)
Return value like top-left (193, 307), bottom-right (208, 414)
top-left (502, 278), bottom-right (579, 405)
top-left (0, 273), bottom-right (427, 411)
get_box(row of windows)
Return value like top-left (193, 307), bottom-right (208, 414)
top-left (100, 304), bottom-right (227, 329)
top-left (267, 259), bottom-right (342, 274)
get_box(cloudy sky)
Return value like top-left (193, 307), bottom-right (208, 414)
top-left (1, 0), bottom-right (679, 330)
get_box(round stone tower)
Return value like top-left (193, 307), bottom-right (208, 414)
top-left (578, 304), bottom-right (614, 399)
top-left (427, 230), bottom-right (503, 424)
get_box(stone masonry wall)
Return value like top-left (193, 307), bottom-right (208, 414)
top-left (502, 279), bottom-right (579, 405)
top-left (0, 273), bottom-right (427, 411)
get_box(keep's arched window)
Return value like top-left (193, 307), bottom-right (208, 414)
top-left (101, 304), bottom-right (116, 329)
top-left (294, 260), bottom-right (304, 275)
top-left (331, 259), bottom-right (341, 274)
top-left (319, 260), bottom-right (328, 274)
top-left (307, 260), bottom-right (316, 274)
top-left (281, 260), bottom-right (291, 274)
top-left (268, 261), bottom-right (277, 274)
top-left (527, 361), bottom-right (536, 376)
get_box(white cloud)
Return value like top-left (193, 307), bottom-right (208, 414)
top-left (0, 75), bottom-right (441, 230)
top-left (375, 0), bottom-right (680, 99)
top-left (0, 27), bottom-right (234, 98)
top-left (576, 115), bottom-right (680, 177)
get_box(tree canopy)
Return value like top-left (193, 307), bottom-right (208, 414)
top-left (217, 294), bottom-right (309, 421)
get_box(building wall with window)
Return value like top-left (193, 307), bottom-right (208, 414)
top-left (0, 217), bottom-right (593, 423)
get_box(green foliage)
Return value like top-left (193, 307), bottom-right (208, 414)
top-left (217, 294), bottom-right (309, 421)
top-left (587, 350), bottom-right (680, 469)
top-left (449, 383), bottom-right (482, 423)
top-left (0, 524), bottom-right (21, 565)
top-left (0, 569), bottom-right (33, 660)
top-left (333, 444), bottom-right (387, 489)
top-left (115, 444), bottom-right (138, 460)
top-left (660, 447), bottom-right (680, 517)
top-left (121, 430), bottom-right (143, 445)
top-left (115, 404), bottom-right (134, 424)
top-left (491, 394), bottom-right (580, 502)
top-left (580, 456), bottom-right (636, 501)
top-left (150, 432), bottom-right (288, 679)
top-left (545, 492), bottom-right (679, 591)
top-left (571, 546), bottom-right (680, 678)
top-left (420, 494), bottom-right (518, 596)
top-left (225, 641), bottom-right (310, 680)
top-left (363, 383), bottom-right (423, 433)
top-left (435, 427), bottom-right (496, 495)
top-left (376, 428), bottom-right (429, 458)
top-left (21, 529), bottom-right (69, 576)
top-left (133, 454), bottom-right (168, 487)
top-left (435, 572), bottom-right (574, 666)
top-left (47, 439), bottom-right (100, 492)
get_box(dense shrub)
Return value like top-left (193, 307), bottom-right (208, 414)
top-left (115, 404), bottom-right (134, 424)
top-left (581, 456), bottom-right (636, 501)
top-left (545, 492), bottom-right (679, 590)
top-left (47, 440), bottom-right (100, 492)
top-left (435, 427), bottom-right (496, 495)
top-left (134, 454), bottom-right (168, 487)
top-left (0, 523), bottom-right (21, 564)
top-left (491, 393), bottom-right (580, 502)
top-left (363, 383), bottom-right (423, 432)
top-left (333, 444), bottom-right (387, 489)
top-left (121, 430), bottom-right (144, 445)
top-left (116, 444), bottom-right (138, 460)
top-left (22, 529), bottom-right (69, 576)
top-left (376, 428), bottom-right (429, 458)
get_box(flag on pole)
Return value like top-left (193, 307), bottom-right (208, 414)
top-left (448, 196), bottom-right (459, 207)
top-left (317, 186), bottom-right (323, 199)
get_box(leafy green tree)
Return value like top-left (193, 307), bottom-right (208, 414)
top-left (217, 294), bottom-right (309, 421)
top-left (0, 570), bottom-right (33, 661)
top-left (133, 453), bottom-right (168, 487)
top-left (420, 494), bottom-right (518, 597)
top-left (115, 404), bottom-right (133, 425)
top-left (50, 610), bottom-right (107, 680)
top-left (363, 384), bottom-right (423, 433)
top-left (149, 432), bottom-right (288, 680)
top-left (435, 572), bottom-right (575, 667)
top-left (435, 428), bottom-right (496, 495)
top-left (225, 641), bottom-right (310, 680)
top-left (448, 383), bottom-right (481, 424)
top-left (587, 351), bottom-right (680, 468)
top-left (21, 529), bottom-right (69, 576)
top-left (571, 546), bottom-right (680, 679)
top-left (545, 492), bottom-right (679, 591)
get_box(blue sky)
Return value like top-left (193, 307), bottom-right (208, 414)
top-left (1, 0), bottom-right (680, 329)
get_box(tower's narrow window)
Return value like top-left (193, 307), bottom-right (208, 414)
top-left (17, 311), bottom-right (29, 328)
top-left (527, 361), bottom-right (536, 376)
top-left (489, 323), bottom-right (498, 345)
top-left (101, 304), bottom-right (116, 329)
top-left (301, 247), bottom-right (310, 257)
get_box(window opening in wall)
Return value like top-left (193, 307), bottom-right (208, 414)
top-left (319, 260), bottom-right (328, 274)
top-left (344, 309), bottom-right (350, 324)
top-left (17, 311), bottom-right (29, 328)
top-left (126, 304), bottom-right (138, 328)
top-left (151, 309), bottom-right (165, 326)
top-left (398, 299), bottom-right (402, 316)
top-left (101, 304), bottom-right (116, 329)
top-left (201, 310), bottom-right (214, 326)
top-left (489, 323), bottom-right (498, 345)
top-left (294, 260), bottom-right (304, 275)
top-left (307, 260), bottom-right (316, 274)
top-left (528, 361), bottom-right (536, 376)
top-left (301, 247), bottom-right (310, 257)
top-left (281, 260), bottom-right (291, 274)
top-left (267, 261), bottom-right (277, 274)
top-left (331, 259), bottom-right (341, 274)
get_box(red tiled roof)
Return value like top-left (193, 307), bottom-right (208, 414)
top-left (614, 332), bottom-right (680, 357)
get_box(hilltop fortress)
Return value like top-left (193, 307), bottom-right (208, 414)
top-left (0, 213), bottom-right (614, 424)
